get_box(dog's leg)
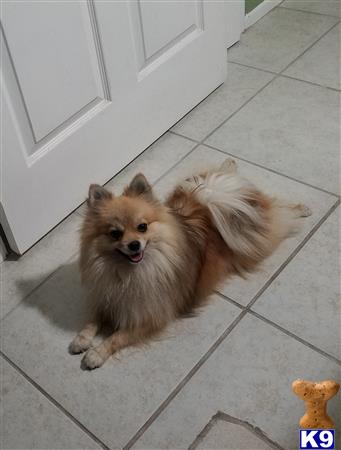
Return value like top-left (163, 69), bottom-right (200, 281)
top-left (69, 322), bottom-right (98, 354)
top-left (276, 201), bottom-right (312, 218)
top-left (271, 200), bottom-right (312, 240)
top-left (288, 203), bottom-right (312, 218)
top-left (220, 157), bottom-right (237, 174)
top-left (81, 329), bottom-right (144, 370)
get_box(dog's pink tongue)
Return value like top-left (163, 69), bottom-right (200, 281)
top-left (130, 252), bottom-right (143, 262)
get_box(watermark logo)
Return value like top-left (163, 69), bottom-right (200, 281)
top-left (300, 429), bottom-right (335, 449)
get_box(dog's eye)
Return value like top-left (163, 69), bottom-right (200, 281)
top-left (109, 229), bottom-right (122, 240)
top-left (137, 223), bottom-right (147, 232)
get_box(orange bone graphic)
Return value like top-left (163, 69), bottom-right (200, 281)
top-left (292, 379), bottom-right (340, 429)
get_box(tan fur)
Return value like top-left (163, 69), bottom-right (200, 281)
top-left (70, 160), bottom-right (311, 369)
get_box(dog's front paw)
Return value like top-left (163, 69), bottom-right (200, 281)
top-left (296, 204), bottom-right (312, 217)
top-left (81, 349), bottom-right (105, 370)
top-left (220, 158), bottom-right (237, 174)
top-left (69, 335), bottom-right (92, 354)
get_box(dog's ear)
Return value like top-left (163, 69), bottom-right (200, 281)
top-left (124, 173), bottom-right (154, 200)
top-left (87, 184), bottom-right (112, 207)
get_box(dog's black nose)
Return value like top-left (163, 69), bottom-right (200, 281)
top-left (128, 240), bottom-right (140, 252)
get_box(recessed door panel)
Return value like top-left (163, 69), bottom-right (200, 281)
top-left (130, 0), bottom-right (204, 72)
top-left (140, 1), bottom-right (201, 58)
top-left (2, 1), bottom-right (107, 143)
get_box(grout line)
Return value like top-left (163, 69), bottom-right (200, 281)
top-left (278, 19), bottom-right (341, 73)
top-left (216, 291), bottom-right (341, 366)
top-left (152, 144), bottom-right (200, 187)
top-left (169, 66), bottom-right (276, 165)
top-left (248, 311), bottom-right (341, 365)
top-left (0, 251), bottom-right (78, 323)
top-left (188, 414), bottom-right (219, 450)
top-left (202, 143), bottom-right (340, 198)
top-left (170, 20), bottom-right (341, 200)
top-left (171, 80), bottom-right (225, 133)
top-left (164, 138), bottom-right (340, 368)
top-left (198, 19), bottom-right (341, 157)
top-left (217, 411), bottom-right (285, 450)
top-left (168, 130), bottom-right (198, 144)
top-left (123, 310), bottom-right (248, 449)
top-left (126, 246), bottom-right (341, 450)
top-left (214, 200), bottom-right (341, 364)
top-left (228, 19), bottom-right (341, 136)
top-left (199, 78), bottom-right (278, 144)
top-left (169, 71), bottom-right (277, 149)
top-left (155, 69), bottom-right (277, 188)
top-left (247, 198), bottom-right (340, 310)
top-left (0, 352), bottom-right (111, 450)
top-left (280, 73), bottom-right (341, 93)
top-left (169, 22), bottom-right (341, 207)
top-left (228, 60), bottom-right (341, 93)
top-left (155, 75), bottom-right (279, 189)
top-left (230, 17), bottom-right (341, 83)
top-left (214, 290), bottom-right (246, 310)
top-left (228, 60), bottom-right (278, 75)
top-left (279, 5), bottom-right (341, 19)
top-left (168, 131), bottom-right (340, 199)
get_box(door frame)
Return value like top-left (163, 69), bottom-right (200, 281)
top-left (0, 238), bottom-right (7, 262)
top-left (245, 0), bottom-right (282, 29)
top-left (225, 0), bottom-right (283, 43)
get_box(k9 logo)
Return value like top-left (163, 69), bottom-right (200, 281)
top-left (300, 429), bottom-right (335, 449)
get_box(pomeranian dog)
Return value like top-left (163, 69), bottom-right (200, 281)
top-left (69, 158), bottom-right (311, 369)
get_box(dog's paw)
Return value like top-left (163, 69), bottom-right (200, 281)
top-left (69, 335), bottom-right (92, 355)
top-left (220, 158), bottom-right (237, 174)
top-left (296, 204), bottom-right (312, 217)
top-left (81, 349), bottom-right (105, 370)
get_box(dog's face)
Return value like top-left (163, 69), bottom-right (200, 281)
top-left (83, 174), bottom-right (164, 265)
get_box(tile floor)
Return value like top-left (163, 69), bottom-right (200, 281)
top-left (1, 2), bottom-right (340, 449)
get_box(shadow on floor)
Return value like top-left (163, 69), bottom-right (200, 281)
top-left (17, 260), bottom-right (92, 333)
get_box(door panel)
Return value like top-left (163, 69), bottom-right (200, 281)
top-left (1, 1), bottom-right (230, 254)
top-left (138, 1), bottom-right (200, 59)
top-left (2, 2), bottom-right (107, 142)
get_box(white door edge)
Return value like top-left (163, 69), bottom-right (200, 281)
top-left (225, 0), bottom-right (245, 48)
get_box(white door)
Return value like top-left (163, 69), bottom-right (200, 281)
top-left (1, 1), bottom-right (229, 254)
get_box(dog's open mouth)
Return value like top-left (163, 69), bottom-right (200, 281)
top-left (128, 251), bottom-right (144, 263)
top-left (117, 249), bottom-right (144, 263)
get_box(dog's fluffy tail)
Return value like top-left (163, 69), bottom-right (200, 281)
top-left (183, 171), bottom-right (273, 258)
